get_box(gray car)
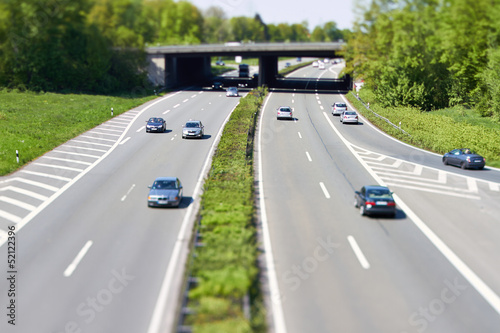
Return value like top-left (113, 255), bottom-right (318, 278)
top-left (277, 106), bottom-right (293, 120)
top-left (182, 120), bottom-right (204, 139)
top-left (148, 177), bottom-right (183, 208)
top-left (340, 111), bottom-right (359, 124)
top-left (332, 102), bottom-right (347, 116)
top-left (226, 87), bottom-right (239, 97)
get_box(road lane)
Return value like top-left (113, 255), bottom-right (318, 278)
top-left (259, 81), bottom-right (500, 333)
top-left (0, 88), bottom-right (242, 333)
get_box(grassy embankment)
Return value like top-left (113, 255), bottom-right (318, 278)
top-left (183, 87), bottom-right (268, 333)
top-left (0, 89), bottom-right (158, 176)
top-left (347, 88), bottom-right (500, 168)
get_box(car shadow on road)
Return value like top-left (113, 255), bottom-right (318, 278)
top-left (366, 208), bottom-right (406, 220)
top-left (147, 129), bottom-right (172, 134)
top-left (340, 122), bottom-right (364, 126)
top-left (183, 135), bottom-right (212, 140)
top-left (178, 196), bottom-right (193, 209)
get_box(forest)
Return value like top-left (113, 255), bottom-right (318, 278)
top-left (343, 0), bottom-right (500, 120)
top-left (0, 0), bottom-right (346, 93)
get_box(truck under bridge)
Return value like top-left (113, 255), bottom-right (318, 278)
top-left (146, 42), bottom-right (350, 91)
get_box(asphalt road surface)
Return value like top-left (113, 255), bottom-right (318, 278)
top-left (0, 88), bottom-right (242, 333)
top-left (258, 61), bottom-right (500, 333)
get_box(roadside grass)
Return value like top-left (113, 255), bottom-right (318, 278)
top-left (347, 89), bottom-right (500, 168)
top-left (0, 89), bottom-right (158, 176)
top-left (184, 87), bottom-right (268, 332)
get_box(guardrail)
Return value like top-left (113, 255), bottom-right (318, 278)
top-left (351, 91), bottom-right (412, 137)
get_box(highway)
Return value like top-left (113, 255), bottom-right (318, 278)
top-left (0, 88), bottom-right (242, 332)
top-left (258, 61), bottom-right (500, 332)
top-left (1, 59), bottom-right (499, 333)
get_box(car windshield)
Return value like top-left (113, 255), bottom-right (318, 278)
top-left (460, 148), bottom-right (475, 154)
top-left (336, 103), bottom-right (346, 107)
top-left (345, 111), bottom-right (356, 115)
top-left (152, 180), bottom-right (177, 190)
top-left (186, 122), bottom-right (199, 128)
top-left (280, 108), bottom-right (291, 112)
top-left (367, 189), bottom-right (392, 199)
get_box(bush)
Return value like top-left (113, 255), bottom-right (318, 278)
top-left (185, 87), bottom-right (268, 332)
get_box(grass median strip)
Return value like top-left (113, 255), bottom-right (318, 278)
top-left (182, 87), bottom-right (268, 333)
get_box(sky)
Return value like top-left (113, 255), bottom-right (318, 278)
top-left (187, 0), bottom-right (357, 31)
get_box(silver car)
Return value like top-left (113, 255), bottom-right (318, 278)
top-left (148, 177), bottom-right (183, 208)
top-left (340, 111), bottom-right (359, 124)
top-left (226, 87), bottom-right (239, 97)
top-left (277, 106), bottom-right (293, 120)
top-left (332, 102), bottom-right (347, 116)
top-left (182, 120), bottom-right (204, 139)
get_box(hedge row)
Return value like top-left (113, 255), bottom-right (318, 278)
top-left (184, 87), bottom-right (268, 332)
top-left (347, 89), bottom-right (500, 168)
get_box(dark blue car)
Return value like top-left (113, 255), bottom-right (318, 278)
top-left (442, 148), bottom-right (485, 170)
top-left (146, 117), bottom-right (166, 133)
top-left (354, 185), bottom-right (396, 217)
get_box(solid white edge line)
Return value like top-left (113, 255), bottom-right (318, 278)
top-left (322, 111), bottom-right (500, 316)
top-left (146, 103), bottom-right (239, 333)
top-left (340, 94), bottom-right (500, 174)
top-left (63, 240), bottom-right (93, 277)
top-left (258, 92), bottom-right (288, 333)
top-left (0, 91), bottom-right (183, 249)
top-left (347, 236), bottom-right (370, 269)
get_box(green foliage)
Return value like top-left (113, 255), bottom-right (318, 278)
top-left (345, 0), bottom-right (500, 115)
top-left (186, 87), bottom-right (268, 332)
top-left (348, 88), bottom-right (500, 168)
top-left (0, 89), bottom-right (157, 175)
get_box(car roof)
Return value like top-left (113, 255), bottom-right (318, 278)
top-left (364, 185), bottom-right (390, 191)
top-left (154, 177), bottom-right (178, 182)
top-left (186, 120), bottom-right (201, 123)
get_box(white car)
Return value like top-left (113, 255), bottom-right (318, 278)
top-left (312, 61), bottom-right (319, 67)
top-left (332, 102), bottom-right (347, 116)
top-left (340, 111), bottom-right (359, 124)
top-left (277, 106), bottom-right (293, 120)
top-left (226, 87), bottom-right (239, 97)
top-left (318, 62), bottom-right (325, 69)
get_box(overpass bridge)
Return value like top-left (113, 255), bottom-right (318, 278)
top-left (146, 42), bottom-right (350, 91)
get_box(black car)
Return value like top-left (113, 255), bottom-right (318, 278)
top-left (354, 185), bottom-right (396, 217)
top-left (442, 148), bottom-right (485, 170)
top-left (212, 81), bottom-right (223, 90)
top-left (146, 117), bottom-right (166, 133)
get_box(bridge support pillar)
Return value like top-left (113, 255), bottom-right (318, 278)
top-left (259, 56), bottom-right (278, 87)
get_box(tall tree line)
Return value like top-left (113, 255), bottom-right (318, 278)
top-left (344, 0), bottom-right (500, 119)
top-left (0, 0), bottom-right (347, 93)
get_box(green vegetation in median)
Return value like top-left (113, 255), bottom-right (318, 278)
top-left (347, 88), bottom-right (500, 168)
top-left (0, 89), bottom-right (158, 176)
top-left (184, 87), bottom-right (268, 332)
